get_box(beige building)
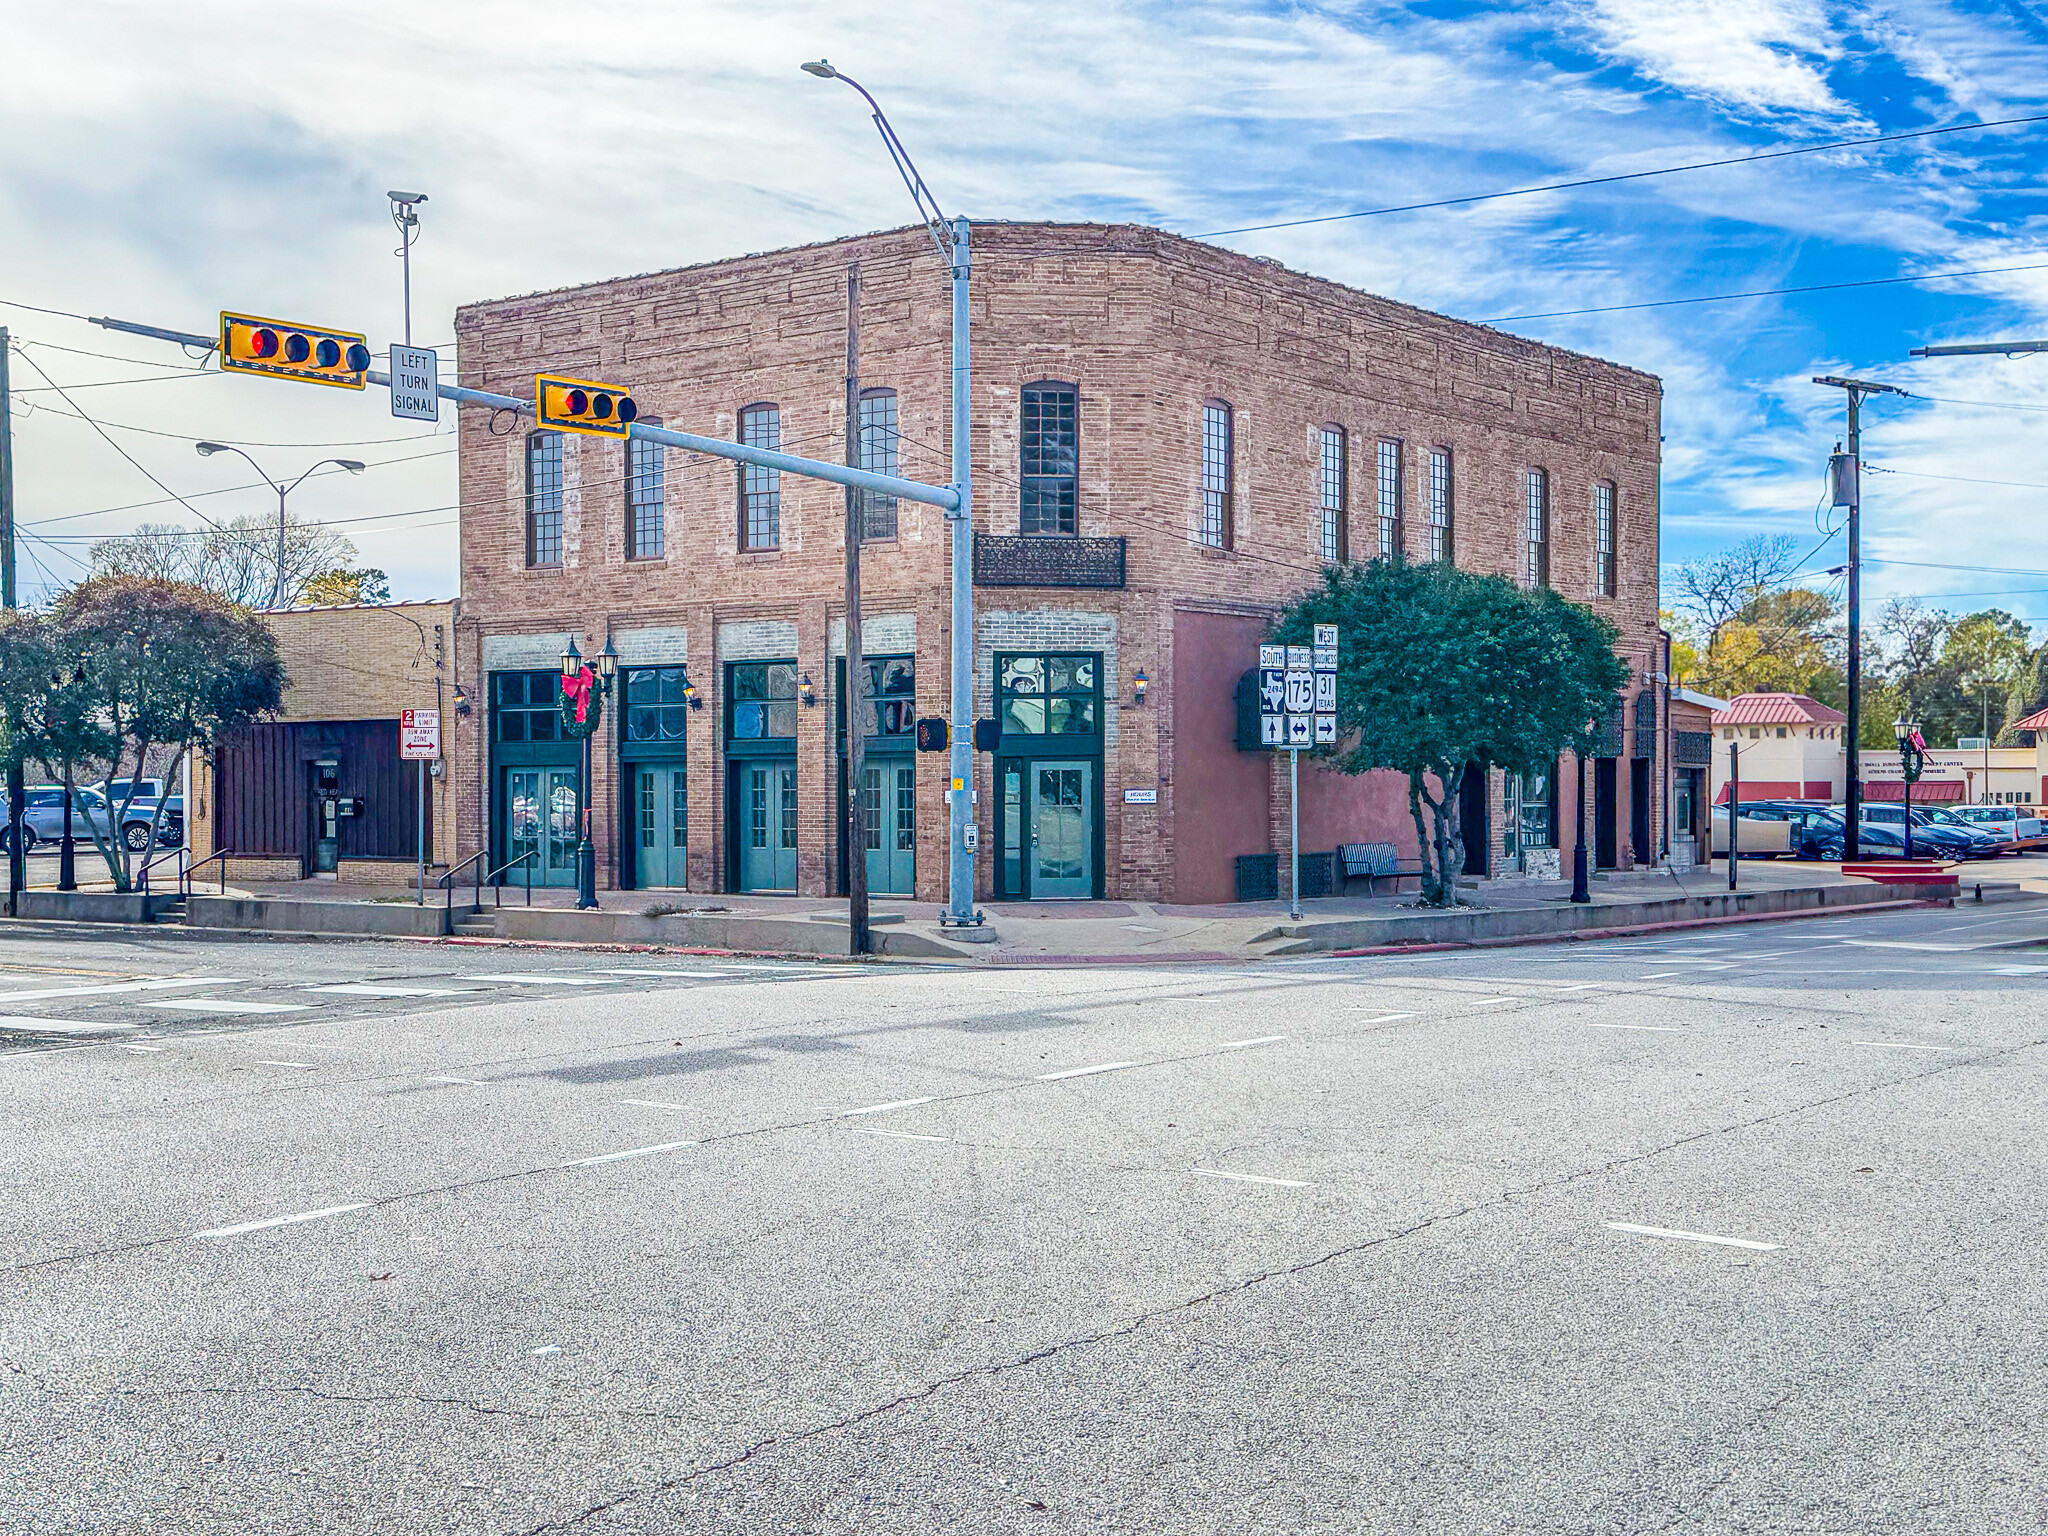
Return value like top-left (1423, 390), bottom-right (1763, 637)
top-left (1707, 693), bottom-right (1847, 805)
top-left (190, 601), bottom-right (459, 886)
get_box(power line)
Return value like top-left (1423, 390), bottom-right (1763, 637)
top-left (1481, 260), bottom-right (2048, 324)
top-left (8, 348), bottom-right (226, 532)
top-left (1195, 111), bottom-right (2048, 239)
top-left (1866, 464), bottom-right (2048, 492)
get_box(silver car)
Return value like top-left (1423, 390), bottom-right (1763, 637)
top-left (1, 786), bottom-right (169, 853)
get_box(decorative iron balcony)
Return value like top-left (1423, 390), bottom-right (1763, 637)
top-left (973, 534), bottom-right (1126, 590)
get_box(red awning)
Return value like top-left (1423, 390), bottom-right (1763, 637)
top-left (1715, 781), bottom-right (1803, 804)
top-left (1860, 779), bottom-right (1966, 803)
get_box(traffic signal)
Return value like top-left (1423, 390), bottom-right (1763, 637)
top-left (972, 718), bottom-right (1000, 752)
top-left (536, 374), bottom-right (639, 437)
top-left (219, 313), bottom-right (370, 389)
top-left (915, 717), bottom-right (949, 753)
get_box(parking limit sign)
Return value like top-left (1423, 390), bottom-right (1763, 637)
top-left (400, 708), bottom-right (441, 761)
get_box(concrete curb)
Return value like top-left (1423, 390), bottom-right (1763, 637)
top-left (1323, 897), bottom-right (1942, 956)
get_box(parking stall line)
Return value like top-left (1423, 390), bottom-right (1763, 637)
top-left (839, 1096), bottom-right (938, 1117)
top-left (309, 984), bottom-right (473, 998)
top-left (1352, 1012), bottom-right (1415, 1024)
top-left (1606, 1222), bottom-right (1780, 1252)
top-left (256, 1060), bottom-right (317, 1069)
top-left (1584, 1022), bottom-right (1684, 1033)
top-left (856, 1129), bottom-right (950, 1144)
top-left (0, 977), bottom-right (244, 1005)
top-left (617, 1099), bottom-right (694, 1112)
top-left (463, 974), bottom-right (621, 987)
top-left (1191, 1168), bottom-right (1313, 1189)
top-left (1850, 1040), bottom-right (1954, 1052)
top-left (0, 1015), bottom-right (137, 1032)
top-left (1036, 1062), bottom-right (1137, 1081)
top-left (564, 1140), bottom-right (697, 1169)
top-left (1218, 1035), bottom-right (1288, 1049)
top-left (194, 1204), bottom-right (373, 1240)
top-left (153, 1000), bottom-right (312, 1016)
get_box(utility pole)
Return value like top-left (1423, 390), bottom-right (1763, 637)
top-left (0, 327), bottom-right (21, 917)
top-left (1815, 374), bottom-right (1907, 861)
top-left (843, 262), bottom-right (870, 957)
top-left (388, 192), bottom-right (427, 347)
top-left (1909, 339), bottom-right (2048, 358)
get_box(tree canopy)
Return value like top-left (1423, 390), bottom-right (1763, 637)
top-left (87, 513), bottom-right (358, 609)
top-left (1272, 560), bottom-right (1629, 905)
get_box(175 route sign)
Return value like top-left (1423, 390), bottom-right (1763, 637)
top-left (1258, 625), bottom-right (1338, 748)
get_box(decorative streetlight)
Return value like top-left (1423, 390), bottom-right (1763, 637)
top-left (559, 633), bottom-right (619, 909)
top-left (1895, 716), bottom-right (1926, 860)
top-left (194, 443), bottom-right (366, 607)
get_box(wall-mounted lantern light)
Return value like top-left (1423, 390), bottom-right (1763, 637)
top-left (1132, 669), bottom-right (1149, 707)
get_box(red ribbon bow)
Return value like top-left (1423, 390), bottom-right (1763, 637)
top-left (561, 665), bottom-right (595, 725)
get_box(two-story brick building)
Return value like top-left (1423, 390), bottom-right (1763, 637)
top-left (450, 222), bottom-right (1663, 904)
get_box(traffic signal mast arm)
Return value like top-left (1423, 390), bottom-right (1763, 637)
top-left (89, 315), bottom-right (964, 514)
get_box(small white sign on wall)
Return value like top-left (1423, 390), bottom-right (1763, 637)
top-left (1123, 787), bottom-right (1158, 804)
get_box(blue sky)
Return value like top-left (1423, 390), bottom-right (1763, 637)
top-left (2, 0), bottom-right (2044, 622)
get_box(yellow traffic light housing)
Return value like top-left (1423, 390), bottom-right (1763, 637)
top-left (536, 374), bottom-right (639, 437)
top-left (219, 312), bottom-right (371, 389)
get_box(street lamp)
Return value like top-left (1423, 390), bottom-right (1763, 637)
top-left (803, 58), bottom-right (980, 929)
top-left (559, 633), bottom-right (618, 910)
top-left (1895, 716), bottom-right (1925, 860)
top-left (194, 443), bottom-right (366, 608)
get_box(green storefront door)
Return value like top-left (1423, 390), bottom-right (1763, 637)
top-left (739, 761), bottom-right (799, 891)
top-left (503, 766), bottom-right (580, 887)
top-left (1030, 761), bottom-right (1094, 899)
top-left (633, 764), bottom-right (688, 888)
top-left (861, 761), bottom-right (915, 896)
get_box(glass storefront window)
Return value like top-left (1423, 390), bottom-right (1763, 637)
top-left (996, 652), bottom-right (1100, 738)
top-left (625, 667), bottom-right (691, 743)
top-left (727, 661), bottom-right (798, 741)
top-left (493, 671), bottom-right (561, 743)
top-left (1517, 765), bottom-right (1555, 850)
top-left (847, 656), bottom-right (915, 740)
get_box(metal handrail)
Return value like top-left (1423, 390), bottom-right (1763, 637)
top-left (182, 848), bottom-right (234, 898)
top-left (435, 847), bottom-right (536, 913)
top-left (137, 845), bottom-right (186, 895)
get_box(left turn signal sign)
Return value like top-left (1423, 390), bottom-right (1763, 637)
top-left (219, 312), bottom-right (371, 389)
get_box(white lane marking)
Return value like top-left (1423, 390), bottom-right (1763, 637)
top-left (1606, 1222), bottom-right (1780, 1252)
top-left (839, 1096), bottom-right (938, 1117)
top-left (110, 1042), bottom-right (166, 1052)
top-left (1468, 997), bottom-right (1516, 1007)
top-left (1354, 1011), bottom-right (1415, 1024)
top-left (464, 974), bottom-right (620, 986)
top-left (1840, 940), bottom-right (1984, 953)
top-left (423, 1074), bottom-right (480, 1085)
top-left (308, 984), bottom-right (472, 998)
top-left (1036, 1061), bottom-right (1137, 1081)
top-left (0, 977), bottom-right (243, 1004)
top-left (154, 999), bottom-right (313, 1015)
top-left (0, 1015), bottom-right (137, 1033)
top-left (588, 969), bottom-right (731, 979)
top-left (1640, 971), bottom-right (1680, 979)
top-left (1850, 1040), bottom-right (1955, 1052)
top-left (1192, 1168), bottom-right (1313, 1189)
top-left (618, 1098), bottom-right (693, 1111)
top-left (1218, 1034), bottom-right (1288, 1049)
top-left (857, 1128), bottom-right (951, 1143)
top-left (531, 1345), bottom-right (562, 1357)
top-left (257, 1060), bottom-right (316, 1068)
top-left (564, 1139), bottom-right (697, 1168)
top-left (1584, 1022), bottom-right (1683, 1032)
top-left (194, 1203), bottom-right (372, 1239)
top-left (1554, 983), bottom-right (1603, 992)
top-left (1992, 965), bottom-right (2048, 975)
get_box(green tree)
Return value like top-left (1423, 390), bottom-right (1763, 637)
top-left (12, 579), bottom-right (288, 889)
top-left (301, 567), bottom-right (391, 606)
top-left (1690, 587), bottom-right (1844, 705)
top-left (1271, 560), bottom-right (1628, 907)
top-left (1942, 610), bottom-right (2032, 746)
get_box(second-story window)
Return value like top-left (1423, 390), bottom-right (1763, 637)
top-left (1377, 439), bottom-right (1404, 560)
top-left (1200, 400), bottom-right (1233, 549)
top-left (1593, 481), bottom-right (1617, 597)
top-left (1525, 468), bottom-right (1550, 588)
top-left (1318, 426), bottom-right (1347, 563)
top-left (1020, 382), bottom-right (1078, 536)
top-left (625, 429), bottom-right (664, 560)
top-left (526, 431), bottom-right (562, 569)
top-left (738, 403), bottom-right (780, 551)
top-left (858, 388), bottom-right (899, 542)
top-left (1427, 448), bottom-right (1454, 564)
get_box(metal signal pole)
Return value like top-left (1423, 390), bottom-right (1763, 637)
top-left (844, 263), bottom-right (870, 956)
top-left (0, 328), bottom-right (22, 917)
top-left (1815, 374), bottom-right (1907, 861)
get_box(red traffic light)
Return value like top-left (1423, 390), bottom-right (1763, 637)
top-left (250, 328), bottom-right (279, 358)
top-left (564, 388), bottom-right (588, 415)
top-left (220, 312), bottom-right (370, 389)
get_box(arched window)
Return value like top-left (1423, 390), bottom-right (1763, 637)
top-left (526, 430), bottom-right (563, 568)
top-left (738, 403), bottom-right (780, 551)
top-left (1020, 381), bottom-right (1078, 536)
top-left (1318, 426), bottom-right (1347, 563)
top-left (858, 388), bottom-right (898, 541)
top-left (1201, 400), bottom-right (1233, 549)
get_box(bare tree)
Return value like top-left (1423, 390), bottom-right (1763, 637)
top-left (1671, 533), bottom-right (1805, 651)
top-left (88, 513), bottom-right (356, 609)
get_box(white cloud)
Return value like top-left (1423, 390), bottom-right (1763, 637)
top-left (1578, 0), bottom-right (1849, 116)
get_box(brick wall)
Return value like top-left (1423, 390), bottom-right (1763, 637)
top-left (453, 223), bottom-right (1662, 901)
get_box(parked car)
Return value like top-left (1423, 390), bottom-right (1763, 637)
top-left (1862, 803), bottom-right (2002, 859)
top-left (87, 778), bottom-right (183, 848)
top-left (1949, 804), bottom-right (2044, 851)
top-left (0, 785), bottom-right (172, 853)
top-left (1796, 812), bottom-right (1908, 861)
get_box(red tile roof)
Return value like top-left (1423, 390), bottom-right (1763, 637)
top-left (1711, 692), bottom-right (1848, 727)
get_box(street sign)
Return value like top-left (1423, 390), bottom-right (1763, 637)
top-left (400, 708), bottom-right (441, 761)
top-left (1258, 644), bottom-right (1285, 670)
top-left (388, 344), bottom-right (440, 422)
top-left (1258, 627), bottom-right (1341, 756)
top-left (1313, 624), bottom-right (1338, 649)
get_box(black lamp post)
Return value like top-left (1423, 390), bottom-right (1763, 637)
top-left (560, 634), bottom-right (619, 910)
top-left (1895, 716), bottom-right (1924, 860)
top-left (1570, 750), bottom-right (1591, 904)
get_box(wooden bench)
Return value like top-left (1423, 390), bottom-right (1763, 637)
top-left (1338, 841), bottom-right (1426, 897)
top-left (1840, 861), bottom-right (1958, 887)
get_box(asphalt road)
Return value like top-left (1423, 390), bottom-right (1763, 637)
top-left (4, 901), bottom-right (2046, 1534)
